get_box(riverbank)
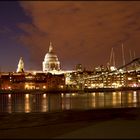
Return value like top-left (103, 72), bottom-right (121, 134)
top-left (84, 86), bottom-right (140, 92)
top-left (0, 86), bottom-right (140, 94)
top-left (0, 107), bottom-right (140, 138)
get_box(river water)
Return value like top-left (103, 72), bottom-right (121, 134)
top-left (0, 91), bottom-right (140, 113)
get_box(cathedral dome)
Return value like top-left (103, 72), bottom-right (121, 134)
top-left (44, 51), bottom-right (58, 62)
top-left (42, 42), bottom-right (60, 72)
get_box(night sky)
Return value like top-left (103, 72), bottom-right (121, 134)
top-left (0, 1), bottom-right (140, 72)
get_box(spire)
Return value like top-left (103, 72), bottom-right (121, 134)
top-left (49, 42), bottom-right (53, 53)
top-left (17, 57), bottom-right (24, 73)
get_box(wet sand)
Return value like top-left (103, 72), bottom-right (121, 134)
top-left (0, 107), bottom-right (140, 139)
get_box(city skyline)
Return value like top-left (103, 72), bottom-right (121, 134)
top-left (0, 1), bottom-right (140, 72)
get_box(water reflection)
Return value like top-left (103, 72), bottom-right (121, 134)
top-left (0, 91), bottom-right (140, 113)
top-left (42, 94), bottom-right (48, 112)
top-left (25, 94), bottom-right (30, 113)
top-left (8, 94), bottom-right (12, 113)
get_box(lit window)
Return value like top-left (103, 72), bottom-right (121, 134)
top-left (128, 77), bottom-right (132, 80)
top-left (60, 85), bottom-right (64, 88)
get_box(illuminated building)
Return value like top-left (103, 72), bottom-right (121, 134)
top-left (66, 66), bottom-right (140, 89)
top-left (0, 72), bottom-right (65, 90)
top-left (0, 41), bottom-right (139, 91)
top-left (17, 57), bottom-right (24, 73)
top-left (42, 42), bottom-right (60, 72)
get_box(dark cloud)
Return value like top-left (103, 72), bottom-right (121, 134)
top-left (0, 26), bottom-right (13, 35)
top-left (18, 1), bottom-right (140, 70)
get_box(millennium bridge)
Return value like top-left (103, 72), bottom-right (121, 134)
top-left (68, 58), bottom-right (140, 90)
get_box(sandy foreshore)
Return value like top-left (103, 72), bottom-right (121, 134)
top-left (0, 107), bottom-right (140, 139)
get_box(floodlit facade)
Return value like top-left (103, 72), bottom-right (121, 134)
top-left (17, 57), bottom-right (24, 73)
top-left (0, 72), bottom-right (65, 90)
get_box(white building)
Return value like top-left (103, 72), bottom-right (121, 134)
top-left (17, 57), bottom-right (24, 73)
top-left (42, 42), bottom-right (60, 72)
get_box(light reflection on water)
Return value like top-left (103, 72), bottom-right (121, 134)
top-left (0, 91), bottom-right (140, 113)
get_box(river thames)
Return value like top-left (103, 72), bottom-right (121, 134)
top-left (0, 91), bottom-right (140, 113)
